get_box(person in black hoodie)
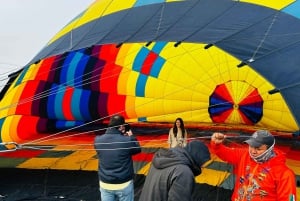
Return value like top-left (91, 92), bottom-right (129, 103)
top-left (139, 140), bottom-right (211, 201)
top-left (94, 115), bottom-right (141, 201)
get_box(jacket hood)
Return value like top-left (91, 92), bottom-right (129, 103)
top-left (269, 149), bottom-right (287, 166)
top-left (184, 141), bottom-right (211, 168)
top-left (152, 141), bottom-right (210, 176)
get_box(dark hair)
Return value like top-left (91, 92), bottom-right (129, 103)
top-left (108, 115), bottom-right (125, 127)
top-left (173, 117), bottom-right (185, 138)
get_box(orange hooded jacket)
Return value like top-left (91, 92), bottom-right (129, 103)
top-left (211, 142), bottom-right (297, 201)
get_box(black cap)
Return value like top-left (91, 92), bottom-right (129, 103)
top-left (244, 130), bottom-right (275, 147)
top-left (108, 115), bottom-right (125, 127)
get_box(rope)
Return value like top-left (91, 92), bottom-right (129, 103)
top-left (0, 134), bottom-right (255, 152)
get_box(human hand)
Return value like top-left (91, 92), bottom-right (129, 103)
top-left (177, 138), bottom-right (184, 147)
top-left (211, 132), bottom-right (225, 144)
top-left (125, 129), bottom-right (133, 136)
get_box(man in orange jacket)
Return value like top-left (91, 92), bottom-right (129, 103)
top-left (211, 130), bottom-right (297, 201)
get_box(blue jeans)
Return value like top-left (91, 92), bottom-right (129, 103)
top-left (100, 180), bottom-right (134, 201)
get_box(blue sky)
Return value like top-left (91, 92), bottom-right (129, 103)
top-left (0, 0), bottom-right (94, 80)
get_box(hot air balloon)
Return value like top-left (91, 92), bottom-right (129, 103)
top-left (0, 0), bottom-right (299, 200)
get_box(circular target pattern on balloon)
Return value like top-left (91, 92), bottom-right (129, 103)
top-left (209, 80), bottom-right (263, 125)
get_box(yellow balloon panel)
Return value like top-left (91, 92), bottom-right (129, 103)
top-left (49, 0), bottom-right (137, 44)
top-left (117, 41), bottom-right (298, 130)
top-left (0, 84), bottom-right (24, 118)
top-left (22, 64), bottom-right (39, 83)
top-left (0, 116), bottom-right (21, 144)
top-left (195, 168), bottom-right (230, 186)
top-left (262, 109), bottom-right (298, 130)
top-left (118, 69), bottom-right (137, 96)
top-left (144, 76), bottom-right (198, 101)
top-left (226, 110), bottom-right (245, 124)
top-left (242, 0), bottom-right (294, 9)
top-left (133, 98), bottom-right (191, 117)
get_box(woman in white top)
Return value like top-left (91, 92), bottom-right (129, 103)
top-left (168, 117), bottom-right (188, 148)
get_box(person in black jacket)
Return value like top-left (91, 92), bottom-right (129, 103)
top-left (139, 140), bottom-right (210, 201)
top-left (94, 115), bottom-right (141, 201)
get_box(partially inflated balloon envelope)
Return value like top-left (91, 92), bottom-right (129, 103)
top-left (2, 0), bottom-right (300, 141)
top-left (0, 0), bottom-right (300, 198)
